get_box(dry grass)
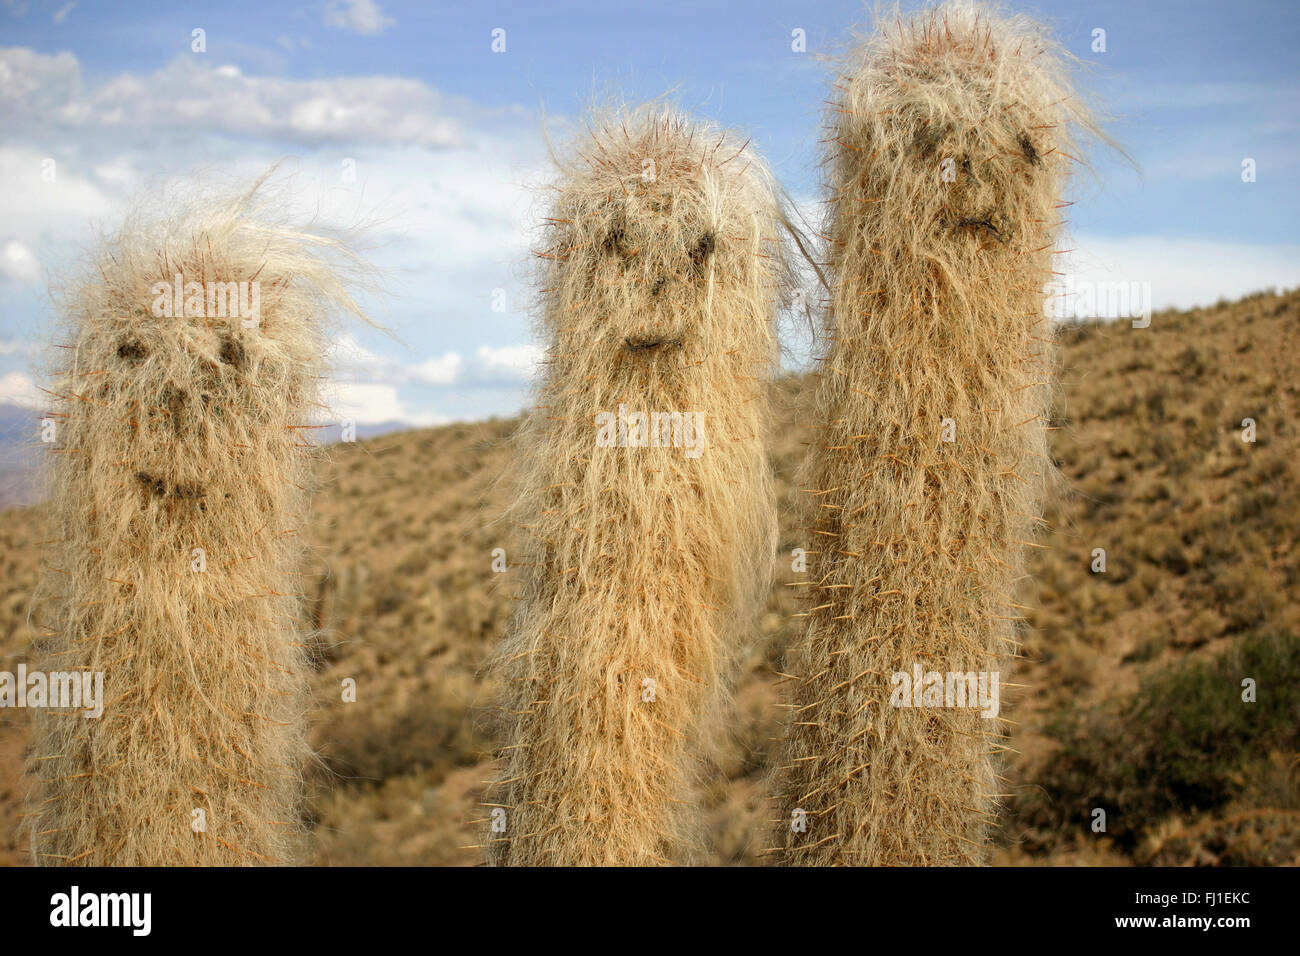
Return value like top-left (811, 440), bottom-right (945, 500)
top-left (1001, 289), bottom-right (1300, 866)
top-left (0, 288), bottom-right (1293, 866)
top-left (22, 173), bottom-right (368, 865)
top-left (767, 0), bottom-right (1103, 865)
top-left (479, 104), bottom-right (790, 865)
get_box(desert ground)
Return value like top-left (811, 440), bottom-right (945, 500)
top-left (1, 288), bottom-right (1296, 866)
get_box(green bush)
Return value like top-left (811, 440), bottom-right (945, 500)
top-left (1020, 631), bottom-right (1300, 849)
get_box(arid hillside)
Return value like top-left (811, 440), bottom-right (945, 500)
top-left (1, 288), bottom-right (1296, 866)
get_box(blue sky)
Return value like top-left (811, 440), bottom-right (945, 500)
top-left (1, 0), bottom-right (1297, 426)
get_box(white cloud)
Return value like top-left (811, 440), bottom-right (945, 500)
top-left (413, 351), bottom-right (462, 385)
top-left (0, 49), bottom-right (544, 306)
top-left (91, 156), bottom-right (136, 184)
top-left (330, 334), bottom-right (545, 388)
top-left (330, 335), bottom-right (462, 386)
top-left (1, 47), bottom-right (467, 148)
top-left (0, 338), bottom-right (37, 356)
top-left (325, 0), bottom-right (395, 37)
top-left (0, 239), bottom-right (40, 283)
top-left (329, 332), bottom-right (389, 377)
top-left (324, 381), bottom-right (444, 426)
top-left (52, 1), bottom-right (74, 24)
top-left (0, 47), bottom-right (551, 426)
top-left (1059, 234), bottom-right (1300, 314)
top-left (475, 343), bottom-right (542, 379)
top-left (0, 48), bottom-right (81, 116)
top-left (0, 146), bottom-right (120, 283)
top-left (0, 371), bottom-right (40, 407)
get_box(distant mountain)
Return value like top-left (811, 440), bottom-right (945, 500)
top-left (0, 403), bottom-right (41, 509)
top-left (0, 402), bottom-right (36, 445)
top-left (350, 421), bottom-right (420, 441)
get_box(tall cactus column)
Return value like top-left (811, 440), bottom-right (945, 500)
top-left (28, 179), bottom-right (368, 865)
top-left (771, 2), bottom-right (1096, 865)
top-left (485, 106), bottom-right (788, 866)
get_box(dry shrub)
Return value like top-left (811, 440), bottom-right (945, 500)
top-left (25, 172), bottom-right (368, 865)
top-left (1022, 631), bottom-right (1300, 854)
top-left (483, 104), bottom-right (789, 865)
top-left (770, 1), bottom-right (1099, 865)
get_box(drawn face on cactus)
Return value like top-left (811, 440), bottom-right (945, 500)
top-left (904, 115), bottom-right (1046, 248)
top-left (106, 314), bottom-right (264, 512)
top-left (874, 56), bottom-right (1049, 251)
top-left (556, 179), bottom-right (725, 357)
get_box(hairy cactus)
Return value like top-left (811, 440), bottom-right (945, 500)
top-left (484, 105), bottom-right (788, 866)
top-left (26, 175), bottom-right (368, 865)
top-left (770, 1), bottom-right (1098, 865)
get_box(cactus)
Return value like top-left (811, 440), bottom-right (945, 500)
top-left (483, 105), bottom-right (788, 865)
top-left (770, 1), bottom-right (1098, 865)
top-left (26, 175), bottom-right (368, 865)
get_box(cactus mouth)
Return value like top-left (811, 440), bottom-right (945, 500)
top-left (623, 337), bottom-right (682, 352)
top-left (135, 471), bottom-right (205, 501)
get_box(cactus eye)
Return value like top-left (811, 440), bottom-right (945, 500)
top-left (171, 481), bottom-right (205, 500)
top-left (1018, 133), bottom-right (1040, 166)
top-left (218, 336), bottom-right (246, 369)
top-left (135, 471), bottom-right (167, 497)
top-left (117, 338), bottom-right (147, 363)
top-left (954, 214), bottom-right (1007, 243)
top-left (912, 126), bottom-right (943, 158)
top-left (602, 218), bottom-right (629, 257)
top-left (688, 231), bottom-right (715, 268)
